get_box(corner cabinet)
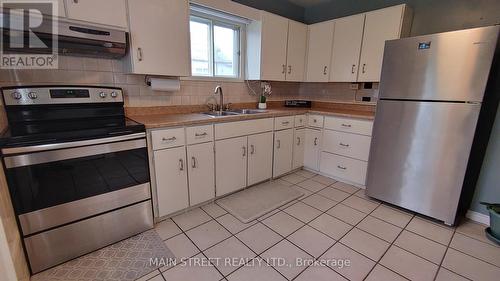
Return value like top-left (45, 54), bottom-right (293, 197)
top-left (126, 0), bottom-right (191, 76)
top-left (246, 12), bottom-right (307, 81)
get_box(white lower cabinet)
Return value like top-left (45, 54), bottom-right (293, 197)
top-left (215, 136), bottom-right (248, 196)
top-left (154, 146), bottom-right (189, 217)
top-left (187, 142), bottom-right (215, 206)
top-left (248, 132), bottom-right (274, 186)
top-left (273, 129), bottom-right (294, 177)
top-left (293, 128), bottom-right (305, 169)
top-left (304, 128), bottom-right (322, 171)
top-left (320, 152), bottom-right (368, 185)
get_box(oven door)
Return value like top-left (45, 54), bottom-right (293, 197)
top-left (3, 134), bottom-right (151, 236)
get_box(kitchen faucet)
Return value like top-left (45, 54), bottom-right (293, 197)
top-left (214, 85), bottom-right (224, 114)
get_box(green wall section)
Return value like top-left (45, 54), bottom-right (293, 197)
top-left (233, 0), bottom-right (500, 215)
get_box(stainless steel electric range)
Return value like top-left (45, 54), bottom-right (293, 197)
top-left (0, 86), bottom-right (153, 273)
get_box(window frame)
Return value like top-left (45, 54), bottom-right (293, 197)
top-left (186, 11), bottom-right (245, 81)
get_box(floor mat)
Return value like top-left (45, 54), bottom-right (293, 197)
top-left (217, 180), bottom-right (304, 223)
top-left (31, 230), bottom-right (174, 281)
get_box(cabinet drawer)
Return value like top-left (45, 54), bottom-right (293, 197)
top-left (308, 114), bottom-right (324, 128)
top-left (186, 125), bottom-right (213, 145)
top-left (151, 128), bottom-right (185, 150)
top-left (215, 118), bottom-right (273, 140)
top-left (295, 115), bottom-right (306, 127)
top-left (323, 130), bottom-right (371, 161)
top-left (274, 116), bottom-right (294, 130)
top-left (320, 152), bottom-right (367, 185)
top-left (324, 116), bottom-right (373, 136)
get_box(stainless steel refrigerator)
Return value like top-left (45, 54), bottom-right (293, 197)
top-left (366, 25), bottom-right (500, 226)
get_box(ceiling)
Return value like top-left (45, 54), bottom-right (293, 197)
top-left (286, 0), bottom-right (331, 8)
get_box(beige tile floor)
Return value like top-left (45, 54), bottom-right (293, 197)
top-left (139, 169), bottom-right (500, 281)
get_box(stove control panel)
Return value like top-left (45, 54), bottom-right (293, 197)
top-left (2, 87), bottom-right (124, 106)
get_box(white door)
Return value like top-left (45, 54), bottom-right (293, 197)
top-left (64, 0), bottom-right (127, 28)
top-left (285, 20), bottom-right (307, 82)
top-left (260, 12), bottom-right (289, 81)
top-left (358, 5), bottom-right (405, 82)
top-left (248, 132), bottom-right (273, 185)
top-left (187, 142), bottom-right (215, 206)
top-left (305, 20), bottom-right (335, 82)
top-left (215, 137), bottom-right (248, 196)
top-left (154, 147), bottom-right (189, 217)
top-left (273, 129), bottom-right (294, 177)
top-left (127, 0), bottom-right (191, 76)
top-left (330, 14), bottom-right (365, 82)
top-left (304, 128), bottom-right (322, 171)
top-left (293, 128), bottom-right (305, 169)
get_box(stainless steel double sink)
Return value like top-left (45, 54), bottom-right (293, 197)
top-left (202, 109), bottom-right (268, 117)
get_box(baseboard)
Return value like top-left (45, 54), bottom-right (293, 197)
top-left (466, 210), bottom-right (490, 226)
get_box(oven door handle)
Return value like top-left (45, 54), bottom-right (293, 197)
top-left (1, 132), bottom-right (146, 155)
top-left (4, 138), bottom-right (147, 168)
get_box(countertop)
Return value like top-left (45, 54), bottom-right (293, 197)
top-left (128, 108), bottom-right (375, 129)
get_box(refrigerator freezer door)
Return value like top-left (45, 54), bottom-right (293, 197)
top-left (379, 26), bottom-right (499, 102)
top-left (366, 100), bottom-right (481, 224)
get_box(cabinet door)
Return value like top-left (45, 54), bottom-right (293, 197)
top-left (305, 20), bottom-right (334, 82)
top-left (248, 132), bottom-right (273, 185)
top-left (285, 20), bottom-right (307, 82)
top-left (260, 12), bottom-right (288, 81)
top-left (65, 0), bottom-right (127, 28)
top-left (304, 128), bottom-right (322, 171)
top-left (358, 5), bottom-right (405, 82)
top-left (293, 128), bottom-right (305, 169)
top-left (187, 142), bottom-right (215, 206)
top-left (330, 14), bottom-right (365, 82)
top-left (273, 129), bottom-right (294, 177)
top-left (215, 137), bottom-right (248, 196)
top-left (127, 0), bottom-right (190, 76)
top-left (154, 147), bottom-right (189, 217)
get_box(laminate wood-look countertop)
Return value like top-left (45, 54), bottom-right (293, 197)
top-left (128, 107), bottom-right (375, 129)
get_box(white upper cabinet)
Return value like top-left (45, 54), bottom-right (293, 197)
top-left (260, 12), bottom-right (289, 81)
top-left (246, 12), bottom-right (307, 81)
top-left (126, 0), bottom-right (191, 76)
top-left (285, 20), bottom-right (308, 81)
top-left (330, 14), bottom-right (365, 82)
top-left (64, 0), bottom-right (127, 28)
top-left (358, 4), bottom-right (411, 82)
top-left (305, 20), bottom-right (335, 82)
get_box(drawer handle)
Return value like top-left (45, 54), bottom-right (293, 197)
top-left (195, 132), bottom-right (207, 137)
top-left (339, 142), bottom-right (350, 147)
top-left (337, 165), bottom-right (347, 170)
top-left (242, 146), bottom-right (246, 157)
top-left (250, 144), bottom-right (255, 155)
top-left (162, 136), bottom-right (177, 142)
top-left (277, 140), bottom-right (281, 149)
top-left (281, 121), bottom-right (290, 125)
top-left (191, 156), bottom-right (197, 168)
top-left (179, 159), bottom-right (184, 171)
top-left (297, 137), bottom-right (301, 146)
top-left (341, 123), bottom-right (351, 128)
top-left (314, 137), bottom-right (318, 146)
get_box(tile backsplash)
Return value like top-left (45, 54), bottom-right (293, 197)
top-left (0, 56), bottom-right (378, 107)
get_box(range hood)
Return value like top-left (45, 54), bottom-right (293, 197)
top-left (1, 15), bottom-right (128, 59)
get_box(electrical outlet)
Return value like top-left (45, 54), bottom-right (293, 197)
top-left (349, 83), bottom-right (359, 90)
